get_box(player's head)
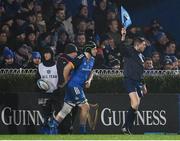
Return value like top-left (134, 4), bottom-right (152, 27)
top-left (65, 43), bottom-right (78, 58)
top-left (133, 37), bottom-right (148, 52)
top-left (83, 41), bottom-right (97, 57)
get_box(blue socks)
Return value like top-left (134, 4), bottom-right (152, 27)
top-left (48, 118), bottom-right (59, 128)
top-left (47, 118), bottom-right (60, 134)
top-left (80, 124), bottom-right (86, 134)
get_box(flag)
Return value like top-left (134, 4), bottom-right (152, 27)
top-left (120, 6), bottom-right (132, 29)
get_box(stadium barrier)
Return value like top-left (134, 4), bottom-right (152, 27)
top-left (0, 92), bottom-right (179, 134)
top-left (0, 69), bottom-right (179, 134)
top-left (0, 69), bottom-right (180, 93)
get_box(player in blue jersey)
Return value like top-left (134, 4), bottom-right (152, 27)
top-left (48, 41), bottom-right (97, 134)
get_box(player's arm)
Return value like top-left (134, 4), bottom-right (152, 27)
top-left (118, 28), bottom-right (132, 57)
top-left (60, 62), bottom-right (74, 87)
top-left (61, 54), bottom-right (84, 87)
top-left (85, 71), bottom-right (94, 88)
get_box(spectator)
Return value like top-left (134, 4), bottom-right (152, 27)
top-left (11, 28), bottom-right (26, 51)
top-left (37, 32), bottom-right (51, 52)
top-left (153, 31), bottom-right (169, 54)
top-left (93, 0), bottom-right (108, 35)
top-left (0, 47), bottom-right (20, 69)
top-left (75, 19), bottom-right (87, 34)
top-left (35, 11), bottom-right (47, 34)
top-left (103, 35), bottom-right (121, 69)
top-left (26, 51), bottom-right (41, 69)
top-left (75, 33), bottom-right (86, 52)
top-left (144, 57), bottom-right (154, 70)
top-left (56, 29), bottom-right (70, 56)
top-left (15, 44), bottom-right (32, 68)
top-left (72, 4), bottom-right (89, 33)
top-left (171, 56), bottom-right (179, 70)
top-left (25, 28), bottom-right (37, 51)
top-left (164, 41), bottom-right (176, 56)
top-left (163, 58), bottom-right (173, 70)
top-left (106, 7), bottom-right (117, 21)
top-left (178, 57), bottom-right (180, 70)
top-left (152, 51), bottom-right (162, 70)
top-left (85, 18), bottom-right (98, 42)
top-left (107, 19), bottom-right (121, 47)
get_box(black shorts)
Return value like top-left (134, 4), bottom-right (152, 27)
top-left (123, 78), bottom-right (143, 97)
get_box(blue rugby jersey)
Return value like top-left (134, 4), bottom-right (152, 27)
top-left (68, 54), bottom-right (95, 87)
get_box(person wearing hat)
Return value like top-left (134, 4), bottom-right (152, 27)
top-left (0, 47), bottom-right (20, 68)
top-left (26, 51), bottom-right (41, 69)
top-left (48, 41), bottom-right (97, 134)
top-left (163, 58), bottom-right (173, 70)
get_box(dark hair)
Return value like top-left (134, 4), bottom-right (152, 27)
top-left (75, 32), bottom-right (86, 40)
top-left (133, 36), bottom-right (146, 46)
top-left (145, 57), bottom-right (152, 62)
top-left (165, 40), bottom-right (176, 48)
top-left (55, 7), bottom-right (65, 13)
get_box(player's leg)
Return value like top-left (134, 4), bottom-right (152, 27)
top-left (74, 86), bottom-right (90, 134)
top-left (78, 102), bottom-right (90, 134)
top-left (48, 102), bottom-right (73, 134)
top-left (122, 79), bottom-right (140, 134)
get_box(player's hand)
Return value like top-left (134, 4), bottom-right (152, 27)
top-left (85, 80), bottom-right (91, 88)
top-left (121, 28), bottom-right (126, 41)
top-left (142, 84), bottom-right (147, 95)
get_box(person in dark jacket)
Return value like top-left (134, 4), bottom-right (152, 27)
top-left (26, 51), bottom-right (41, 69)
top-left (56, 43), bottom-right (78, 134)
top-left (119, 28), bottom-right (148, 134)
top-left (0, 47), bottom-right (20, 69)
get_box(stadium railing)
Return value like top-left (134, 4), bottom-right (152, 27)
top-left (0, 69), bottom-right (179, 76)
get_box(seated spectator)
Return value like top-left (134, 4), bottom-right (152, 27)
top-left (10, 28), bottom-right (26, 51)
top-left (72, 4), bottom-right (89, 33)
top-left (37, 32), bottom-right (51, 52)
top-left (106, 7), bottom-right (117, 21)
top-left (107, 19), bottom-right (121, 47)
top-left (86, 18), bottom-right (98, 42)
top-left (152, 51), bottom-right (162, 69)
top-left (164, 41), bottom-right (177, 56)
top-left (0, 47), bottom-right (20, 69)
top-left (153, 31), bottom-right (169, 54)
top-left (1, 24), bottom-right (11, 38)
top-left (56, 29), bottom-right (70, 56)
top-left (103, 35), bottom-right (121, 69)
top-left (171, 56), bottom-right (179, 70)
top-left (163, 58), bottom-right (173, 70)
top-left (26, 51), bottom-right (41, 69)
top-left (75, 19), bottom-right (87, 34)
top-left (25, 28), bottom-right (37, 51)
top-left (35, 11), bottom-right (47, 34)
top-left (75, 32), bottom-right (86, 52)
top-left (178, 57), bottom-right (180, 70)
top-left (144, 57), bottom-right (154, 70)
top-left (15, 44), bottom-right (32, 68)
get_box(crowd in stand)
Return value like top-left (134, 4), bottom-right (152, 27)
top-left (0, 0), bottom-right (179, 70)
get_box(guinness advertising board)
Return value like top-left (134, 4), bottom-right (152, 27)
top-left (0, 93), bottom-right (179, 134)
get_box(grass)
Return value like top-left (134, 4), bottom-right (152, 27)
top-left (0, 134), bottom-right (180, 140)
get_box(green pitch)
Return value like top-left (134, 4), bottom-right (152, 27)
top-left (0, 134), bottom-right (180, 140)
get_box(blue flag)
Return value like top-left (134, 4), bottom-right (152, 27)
top-left (120, 6), bottom-right (132, 29)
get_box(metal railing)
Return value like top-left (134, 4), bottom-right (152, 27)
top-left (0, 69), bottom-right (37, 74)
top-left (0, 69), bottom-right (179, 76)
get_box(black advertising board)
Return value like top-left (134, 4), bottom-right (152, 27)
top-left (0, 93), bottom-right (179, 134)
